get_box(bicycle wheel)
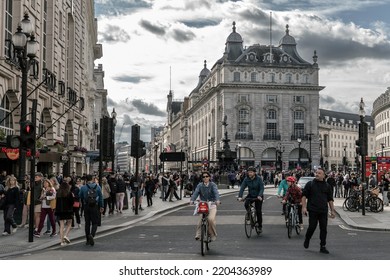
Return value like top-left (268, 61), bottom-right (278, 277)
top-left (200, 222), bottom-right (206, 256)
top-left (295, 212), bottom-right (301, 235)
top-left (368, 197), bottom-right (383, 213)
top-left (252, 214), bottom-right (262, 236)
top-left (244, 211), bottom-right (252, 238)
top-left (205, 221), bottom-right (210, 251)
top-left (344, 196), bottom-right (358, 212)
top-left (287, 212), bottom-right (293, 239)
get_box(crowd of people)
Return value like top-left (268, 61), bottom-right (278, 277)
top-left (0, 166), bottom-right (389, 253)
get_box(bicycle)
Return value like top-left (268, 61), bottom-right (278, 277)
top-left (285, 201), bottom-right (301, 238)
top-left (240, 198), bottom-right (262, 238)
top-left (194, 201), bottom-right (215, 256)
top-left (343, 189), bottom-right (383, 213)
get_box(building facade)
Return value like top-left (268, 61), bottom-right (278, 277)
top-left (0, 0), bottom-right (107, 177)
top-left (163, 23), bottom-right (323, 172)
top-left (319, 109), bottom-right (375, 172)
top-left (372, 87), bottom-right (390, 157)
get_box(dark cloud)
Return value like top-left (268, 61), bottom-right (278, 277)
top-left (107, 97), bottom-right (117, 107)
top-left (319, 94), bottom-right (359, 114)
top-left (180, 19), bottom-right (221, 28)
top-left (238, 7), bottom-right (270, 26)
top-left (98, 25), bottom-right (130, 43)
top-left (172, 29), bottom-right (196, 42)
top-left (112, 75), bottom-right (152, 84)
top-left (131, 99), bottom-right (166, 117)
top-left (122, 114), bottom-right (135, 125)
top-left (95, 0), bottom-right (151, 17)
top-left (139, 19), bottom-right (166, 36)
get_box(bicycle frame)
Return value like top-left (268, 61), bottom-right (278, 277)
top-left (286, 202), bottom-right (301, 238)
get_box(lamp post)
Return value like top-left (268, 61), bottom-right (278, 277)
top-left (276, 143), bottom-right (285, 172)
top-left (319, 137), bottom-right (324, 167)
top-left (111, 108), bottom-right (117, 172)
top-left (307, 133), bottom-right (313, 170)
top-left (154, 143), bottom-right (159, 175)
top-left (207, 134), bottom-right (211, 170)
top-left (12, 13), bottom-right (39, 185)
top-left (381, 143), bottom-right (385, 157)
top-left (297, 138), bottom-right (302, 168)
top-left (236, 142), bottom-right (242, 169)
top-left (359, 98), bottom-right (367, 216)
top-left (343, 145), bottom-right (347, 174)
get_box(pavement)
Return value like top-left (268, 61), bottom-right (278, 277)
top-left (0, 184), bottom-right (389, 258)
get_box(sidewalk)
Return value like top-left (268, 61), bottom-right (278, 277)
top-left (0, 185), bottom-right (389, 258)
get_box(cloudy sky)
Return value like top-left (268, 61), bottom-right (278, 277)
top-left (94, 0), bottom-right (390, 142)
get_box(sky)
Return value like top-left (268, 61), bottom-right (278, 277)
top-left (94, 0), bottom-right (390, 142)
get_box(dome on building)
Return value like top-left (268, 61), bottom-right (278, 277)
top-left (226, 21), bottom-right (243, 43)
top-left (191, 60), bottom-right (210, 94)
top-left (279, 24), bottom-right (296, 46)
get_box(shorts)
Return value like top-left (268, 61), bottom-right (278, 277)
top-left (34, 204), bottom-right (42, 213)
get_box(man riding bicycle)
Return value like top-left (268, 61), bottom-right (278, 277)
top-left (190, 171), bottom-right (220, 241)
top-left (282, 176), bottom-right (303, 230)
top-left (238, 166), bottom-right (264, 233)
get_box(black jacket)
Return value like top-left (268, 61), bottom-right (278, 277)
top-left (303, 179), bottom-right (333, 213)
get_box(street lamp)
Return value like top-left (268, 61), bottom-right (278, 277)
top-left (13, 13), bottom-right (39, 185)
top-left (297, 138), bottom-right (302, 168)
top-left (319, 136), bottom-right (324, 167)
top-left (343, 145), bottom-right (347, 174)
top-left (111, 108), bottom-right (117, 172)
top-left (207, 134), bottom-right (211, 170)
top-left (381, 143), bottom-right (385, 157)
top-left (276, 143), bottom-right (285, 171)
top-left (236, 142), bottom-right (242, 169)
top-left (358, 97), bottom-right (367, 216)
top-left (154, 143), bottom-right (159, 175)
top-left (306, 133), bottom-right (313, 170)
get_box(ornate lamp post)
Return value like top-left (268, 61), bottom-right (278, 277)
top-left (12, 13), bottom-right (39, 184)
top-left (111, 108), bottom-right (117, 172)
top-left (236, 142), bottom-right (242, 169)
top-left (297, 138), bottom-right (302, 168)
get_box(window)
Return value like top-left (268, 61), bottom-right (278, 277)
top-left (294, 96), bottom-right (305, 104)
top-left (294, 110), bottom-right (304, 120)
top-left (59, 11), bottom-right (63, 39)
top-left (250, 72), bottom-right (257, 82)
top-left (38, 113), bottom-right (46, 139)
top-left (0, 95), bottom-right (13, 136)
top-left (293, 123), bottom-right (305, 139)
top-left (303, 74), bottom-right (309, 84)
top-left (269, 73), bottom-right (275, 83)
top-left (237, 108), bottom-right (250, 139)
top-left (233, 72), bottom-right (240, 82)
top-left (267, 109), bottom-right (276, 120)
top-left (4, 0), bottom-right (12, 57)
top-left (286, 73), bottom-right (292, 83)
top-left (238, 94), bottom-right (248, 103)
top-left (239, 109), bottom-right (249, 122)
top-left (266, 95), bottom-right (277, 103)
top-left (266, 123), bottom-right (277, 138)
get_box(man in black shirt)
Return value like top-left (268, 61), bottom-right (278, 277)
top-left (302, 168), bottom-right (335, 254)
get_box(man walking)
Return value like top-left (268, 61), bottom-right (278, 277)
top-left (302, 168), bottom-right (335, 254)
top-left (79, 174), bottom-right (103, 246)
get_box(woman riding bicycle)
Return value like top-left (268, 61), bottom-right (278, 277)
top-left (190, 171), bottom-right (220, 242)
top-left (282, 176), bottom-right (303, 230)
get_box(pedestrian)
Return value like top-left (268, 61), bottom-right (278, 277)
top-left (55, 182), bottom-right (74, 245)
top-left (101, 177), bottom-right (111, 216)
top-left (144, 176), bottom-right (155, 207)
top-left (18, 175), bottom-right (30, 228)
top-left (34, 179), bottom-right (57, 238)
top-left (277, 175), bottom-right (289, 215)
top-left (33, 172), bottom-right (44, 232)
top-left (108, 173), bottom-right (117, 214)
top-left (302, 167), bottom-right (335, 254)
top-left (71, 177), bottom-right (82, 228)
top-left (2, 175), bottom-right (20, 236)
top-left (115, 175), bottom-right (126, 213)
top-left (79, 174), bottom-right (103, 246)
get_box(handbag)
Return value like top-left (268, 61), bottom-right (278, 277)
top-left (73, 201), bottom-right (80, 208)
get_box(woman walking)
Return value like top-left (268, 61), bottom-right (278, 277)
top-left (71, 178), bottom-right (82, 228)
top-left (34, 179), bottom-right (57, 238)
top-left (101, 177), bottom-right (111, 216)
top-left (2, 175), bottom-right (20, 236)
top-left (55, 182), bottom-right (74, 245)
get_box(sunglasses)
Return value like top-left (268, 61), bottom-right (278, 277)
top-left (203, 176), bottom-right (209, 178)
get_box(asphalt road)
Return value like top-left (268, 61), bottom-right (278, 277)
top-left (12, 192), bottom-right (390, 260)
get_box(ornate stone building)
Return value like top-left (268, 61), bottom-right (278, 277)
top-left (169, 22), bottom-right (323, 171)
top-left (372, 88), bottom-right (390, 157)
top-left (0, 0), bottom-right (107, 176)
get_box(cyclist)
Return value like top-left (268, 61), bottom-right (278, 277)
top-left (282, 176), bottom-right (303, 230)
top-left (190, 171), bottom-right (220, 241)
top-left (238, 166), bottom-right (264, 232)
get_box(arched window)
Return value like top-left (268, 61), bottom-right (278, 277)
top-left (0, 95), bottom-right (13, 135)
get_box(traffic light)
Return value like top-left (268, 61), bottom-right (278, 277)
top-left (138, 140), bottom-right (146, 158)
top-left (6, 135), bottom-right (21, 149)
top-left (20, 121), bottom-right (35, 149)
top-left (356, 122), bottom-right (368, 156)
top-left (131, 125), bottom-right (140, 157)
top-left (355, 139), bottom-right (361, 155)
top-left (101, 117), bottom-right (114, 159)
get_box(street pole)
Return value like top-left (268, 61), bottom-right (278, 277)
top-left (98, 119), bottom-right (103, 188)
top-left (307, 133), bottom-right (313, 170)
top-left (111, 109), bottom-right (117, 172)
top-left (155, 145), bottom-right (158, 175)
top-left (207, 134), bottom-right (211, 170)
top-left (319, 138), bottom-right (324, 167)
top-left (28, 99), bottom-right (37, 242)
top-left (297, 138), bottom-right (302, 168)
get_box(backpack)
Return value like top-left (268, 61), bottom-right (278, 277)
top-left (86, 184), bottom-right (98, 207)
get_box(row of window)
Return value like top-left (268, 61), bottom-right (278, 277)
top-left (238, 94), bottom-right (305, 104)
top-left (233, 71), bottom-right (310, 84)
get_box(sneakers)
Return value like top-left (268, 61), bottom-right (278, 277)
top-left (210, 236), bottom-right (217, 242)
top-left (195, 236), bottom-right (200, 241)
top-left (12, 227), bottom-right (18, 233)
top-left (33, 231), bottom-right (41, 238)
top-left (2, 232), bottom-right (10, 236)
top-left (63, 236), bottom-right (71, 244)
top-left (50, 232), bottom-right (57, 237)
top-left (44, 230), bottom-right (51, 235)
top-left (60, 242), bottom-right (66, 246)
top-left (320, 246), bottom-right (330, 254)
top-left (299, 224), bottom-right (304, 230)
top-left (303, 239), bottom-right (310, 249)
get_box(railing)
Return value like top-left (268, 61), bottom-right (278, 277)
top-left (235, 132), bottom-right (253, 140)
top-left (263, 134), bottom-right (281, 141)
